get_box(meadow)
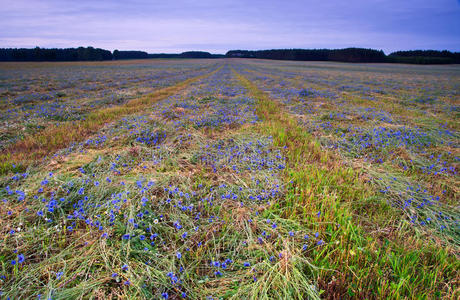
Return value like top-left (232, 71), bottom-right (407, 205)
top-left (0, 58), bottom-right (458, 299)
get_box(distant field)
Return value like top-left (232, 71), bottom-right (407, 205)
top-left (0, 59), bottom-right (458, 299)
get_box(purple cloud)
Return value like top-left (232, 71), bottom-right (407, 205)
top-left (0, 0), bottom-right (459, 53)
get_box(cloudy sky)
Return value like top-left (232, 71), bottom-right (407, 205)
top-left (0, 0), bottom-right (459, 54)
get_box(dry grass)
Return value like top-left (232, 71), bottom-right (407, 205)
top-left (2, 67), bottom-right (221, 168)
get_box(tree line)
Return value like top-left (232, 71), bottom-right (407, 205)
top-left (148, 51), bottom-right (224, 59)
top-left (226, 48), bottom-right (386, 63)
top-left (0, 48), bottom-right (223, 61)
top-left (225, 48), bottom-right (460, 64)
top-left (387, 50), bottom-right (460, 64)
top-left (113, 50), bottom-right (149, 60)
top-left (0, 47), bottom-right (113, 61)
top-left (0, 47), bottom-right (458, 64)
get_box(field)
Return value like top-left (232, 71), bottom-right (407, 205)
top-left (0, 59), bottom-right (458, 299)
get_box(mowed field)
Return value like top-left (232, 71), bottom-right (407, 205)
top-left (0, 59), bottom-right (458, 299)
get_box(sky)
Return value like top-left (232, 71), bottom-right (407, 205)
top-left (0, 0), bottom-right (459, 54)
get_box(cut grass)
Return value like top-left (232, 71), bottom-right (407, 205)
top-left (0, 61), bottom-right (457, 299)
top-left (233, 67), bottom-right (459, 299)
top-left (1, 66), bottom-right (322, 299)
top-left (1, 66), bottom-right (222, 171)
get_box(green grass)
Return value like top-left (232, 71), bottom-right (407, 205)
top-left (234, 67), bottom-right (459, 299)
top-left (0, 61), bottom-right (457, 299)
